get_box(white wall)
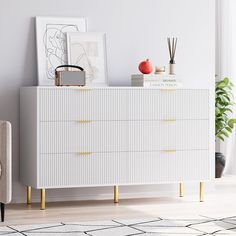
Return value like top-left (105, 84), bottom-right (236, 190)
top-left (216, 0), bottom-right (236, 175)
top-left (0, 0), bottom-right (215, 203)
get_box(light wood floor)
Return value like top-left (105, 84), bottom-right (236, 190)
top-left (3, 176), bottom-right (236, 226)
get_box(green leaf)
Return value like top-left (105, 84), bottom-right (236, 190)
top-left (217, 82), bottom-right (226, 89)
top-left (224, 77), bottom-right (230, 85)
top-left (225, 108), bottom-right (233, 113)
top-left (226, 127), bottom-right (233, 133)
top-left (216, 134), bottom-right (224, 141)
top-left (228, 119), bottom-right (236, 128)
top-left (219, 95), bottom-right (229, 103)
top-left (215, 107), bottom-right (220, 116)
top-left (216, 77), bottom-right (235, 140)
top-left (221, 130), bottom-right (229, 137)
top-left (223, 95), bottom-right (230, 102)
top-left (216, 91), bottom-right (225, 95)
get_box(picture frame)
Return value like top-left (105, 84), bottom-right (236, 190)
top-left (35, 16), bottom-right (87, 86)
top-left (67, 32), bottom-right (108, 86)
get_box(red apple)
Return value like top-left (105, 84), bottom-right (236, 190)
top-left (138, 59), bottom-right (153, 74)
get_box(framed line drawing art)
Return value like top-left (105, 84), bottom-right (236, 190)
top-left (35, 17), bottom-right (87, 85)
top-left (67, 32), bottom-right (108, 86)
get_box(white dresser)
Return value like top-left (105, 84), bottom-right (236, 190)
top-left (20, 87), bottom-right (214, 209)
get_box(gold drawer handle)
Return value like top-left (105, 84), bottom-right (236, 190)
top-left (77, 120), bottom-right (93, 123)
top-left (161, 150), bottom-right (176, 153)
top-left (78, 88), bottom-right (92, 91)
top-left (78, 152), bottom-right (93, 155)
top-left (161, 119), bottom-right (176, 122)
top-left (160, 89), bottom-right (176, 92)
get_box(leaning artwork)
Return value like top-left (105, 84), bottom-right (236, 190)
top-left (36, 17), bottom-right (87, 85)
top-left (67, 32), bottom-right (107, 86)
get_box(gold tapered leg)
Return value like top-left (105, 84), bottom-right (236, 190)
top-left (27, 186), bottom-right (32, 205)
top-left (114, 186), bottom-right (119, 203)
top-left (200, 182), bottom-right (204, 202)
top-left (40, 189), bottom-right (46, 210)
top-left (179, 182), bottom-right (184, 197)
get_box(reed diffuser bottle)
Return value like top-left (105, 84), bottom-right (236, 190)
top-left (167, 37), bottom-right (177, 75)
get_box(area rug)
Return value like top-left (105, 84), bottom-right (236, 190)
top-left (1, 215), bottom-right (236, 235)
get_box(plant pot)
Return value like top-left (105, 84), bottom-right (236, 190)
top-left (215, 152), bottom-right (226, 178)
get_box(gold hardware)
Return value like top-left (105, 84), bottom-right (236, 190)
top-left (179, 182), bottom-right (184, 197)
top-left (114, 186), bottom-right (119, 203)
top-left (160, 89), bottom-right (176, 92)
top-left (200, 182), bottom-right (204, 202)
top-left (27, 186), bottom-right (32, 205)
top-left (78, 88), bottom-right (92, 91)
top-left (161, 119), bottom-right (176, 122)
top-left (161, 150), bottom-right (176, 153)
top-left (77, 120), bottom-right (93, 123)
top-left (78, 152), bottom-right (93, 155)
top-left (40, 189), bottom-right (46, 210)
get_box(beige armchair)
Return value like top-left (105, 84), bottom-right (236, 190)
top-left (0, 121), bottom-right (12, 222)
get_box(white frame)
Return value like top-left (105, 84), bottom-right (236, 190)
top-left (67, 32), bottom-right (108, 86)
top-left (35, 16), bottom-right (87, 86)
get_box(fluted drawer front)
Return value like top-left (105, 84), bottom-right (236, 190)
top-left (40, 120), bottom-right (208, 154)
top-left (127, 89), bottom-right (209, 120)
top-left (39, 88), bottom-right (127, 121)
top-left (39, 152), bottom-right (127, 188)
top-left (128, 120), bottom-right (209, 151)
top-left (38, 150), bottom-right (209, 187)
top-left (40, 121), bottom-right (127, 153)
top-left (39, 88), bottom-right (209, 121)
top-left (127, 150), bottom-right (209, 183)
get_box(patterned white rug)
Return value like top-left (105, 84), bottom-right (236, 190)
top-left (1, 215), bottom-right (236, 235)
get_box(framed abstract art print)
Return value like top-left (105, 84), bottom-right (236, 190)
top-left (67, 32), bottom-right (107, 86)
top-left (35, 17), bottom-right (87, 85)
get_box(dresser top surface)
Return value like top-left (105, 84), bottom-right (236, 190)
top-left (21, 86), bottom-right (209, 91)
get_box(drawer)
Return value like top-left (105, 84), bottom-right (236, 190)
top-left (40, 120), bottom-right (209, 154)
top-left (127, 120), bottom-right (209, 151)
top-left (39, 88), bottom-right (127, 121)
top-left (127, 150), bottom-right (210, 183)
top-left (38, 150), bottom-right (210, 187)
top-left (38, 152), bottom-right (127, 187)
top-left (39, 88), bottom-right (209, 121)
top-left (127, 89), bottom-right (209, 120)
top-left (40, 121), bottom-right (127, 154)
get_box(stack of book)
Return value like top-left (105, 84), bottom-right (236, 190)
top-left (131, 74), bottom-right (182, 88)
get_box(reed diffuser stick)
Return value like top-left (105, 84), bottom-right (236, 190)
top-left (168, 38), bottom-right (172, 59)
top-left (173, 38), bottom-right (177, 60)
top-left (167, 37), bottom-right (178, 75)
top-left (167, 37), bottom-right (178, 64)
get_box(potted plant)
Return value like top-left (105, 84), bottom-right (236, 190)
top-left (215, 77), bottom-right (236, 178)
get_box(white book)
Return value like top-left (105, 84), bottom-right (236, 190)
top-left (131, 74), bottom-right (178, 81)
top-left (143, 81), bottom-right (182, 88)
top-left (131, 74), bottom-right (182, 88)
